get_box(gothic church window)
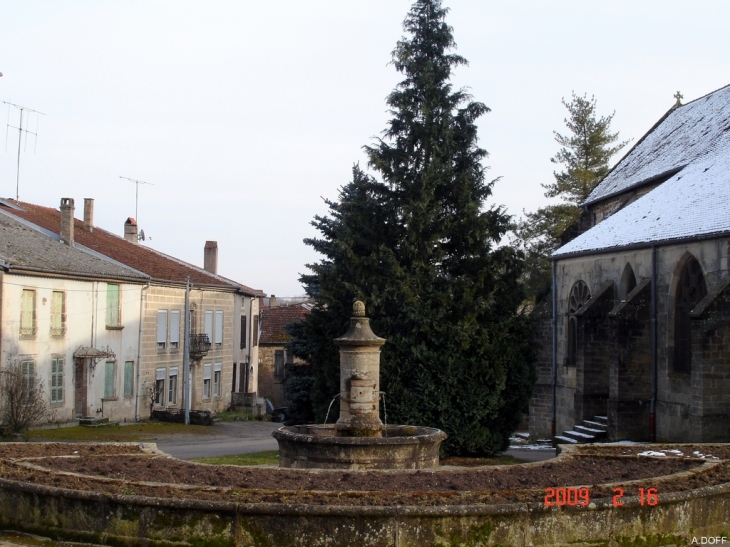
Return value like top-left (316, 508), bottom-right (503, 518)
top-left (674, 257), bottom-right (707, 374)
top-left (566, 281), bottom-right (591, 366)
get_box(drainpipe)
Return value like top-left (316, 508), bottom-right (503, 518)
top-left (134, 281), bottom-right (150, 422)
top-left (551, 259), bottom-right (558, 438)
top-left (650, 246), bottom-right (658, 441)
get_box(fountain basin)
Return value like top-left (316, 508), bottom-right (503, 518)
top-left (272, 424), bottom-right (447, 469)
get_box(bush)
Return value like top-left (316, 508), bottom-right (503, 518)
top-left (0, 359), bottom-right (50, 434)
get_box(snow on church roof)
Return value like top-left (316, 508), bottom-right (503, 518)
top-left (585, 84), bottom-right (730, 205)
top-left (554, 145), bottom-right (730, 257)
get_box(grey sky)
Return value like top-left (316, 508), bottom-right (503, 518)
top-left (1, 1), bottom-right (729, 296)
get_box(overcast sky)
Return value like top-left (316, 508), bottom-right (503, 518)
top-left (1, 1), bottom-right (729, 296)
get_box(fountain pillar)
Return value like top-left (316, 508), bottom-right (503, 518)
top-left (333, 301), bottom-right (385, 436)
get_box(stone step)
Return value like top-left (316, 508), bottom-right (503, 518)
top-left (554, 435), bottom-right (578, 444)
top-left (583, 419), bottom-right (608, 431)
top-left (575, 424), bottom-right (607, 438)
top-left (594, 415), bottom-right (608, 425)
top-left (563, 430), bottom-right (597, 442)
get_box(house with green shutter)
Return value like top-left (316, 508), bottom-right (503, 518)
top-left (1, 197), bottom-right (264, 421)
top-left (0, 198), bottom-right (149, 424)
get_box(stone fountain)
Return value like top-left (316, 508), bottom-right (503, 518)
top-left (272, 301), bottom-right (446, 469)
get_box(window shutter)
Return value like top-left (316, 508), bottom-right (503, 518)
top-left (21, 290), bottom-right (35, 334)
top-left (157, 310), bottom-right (168, 346)
top-left (240, 316), bottom-right (246, 349)
top-left (253, 315), bottom-right (259, 347)
top-left (106, 285), bottom-right (120, 326)
top-left (51, 292), bottom-right (65, 332)
top-left (215, 311), bottom-right (223, 345)
top-left (203, 364), bottom-right (212, 380)
top-left (170, 310), bottom-right (181, 346)
top-left (204, 311), bottom-right (213, 341)
top-left (104, 361), bottom-right (115, 398)
top-left (123, 361), bottom-right (134, 398)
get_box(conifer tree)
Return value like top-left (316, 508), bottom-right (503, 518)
top-left (516, 93), bottom-right (629, 303)
top-left (289, 0), bottom-right (534, 456)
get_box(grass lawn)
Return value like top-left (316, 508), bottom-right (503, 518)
top-left (192, 450), bottom-right (280, 466)
top-left (27, 422), bottom-right (216, 443)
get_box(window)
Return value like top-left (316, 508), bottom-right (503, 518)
top-left (204, 311), bottom-right (214, 344)
top-left (253, 315), bottom-right (259, 347)
top-left (104, 361), bottom-right (116, 398)
top-left (274, 350), bottom-right (285, 380)
top-left (215, 311), bottom-right (223, 346)
top-left (203, 364), bottom-right (212, 399)
top-left (674, 257), bottom-right (707, 374)
top-left (214, 362), bottom-right (222, 397)
top-left (168, 367), bottom-right (178, 405)
top-left (50, 358), bottom-right (64, 403)
top-left (566, 281), bottom-right (591, 367)
top-left (240, 315), bottom-right (247, 349)
top-left (155, 368), bottom-right (166, 406)
top-left (21, 360), bottom-right (35, 392)
top-left (20, 289), bottom-right (36, 336)
top-left (106, 284), bottom-right (120, 327)
top-left (123, 361), bottom-right (134, 399)
top-left (157, 310), bottom-right (168, 349)
top-left (170, 310), bottom-right (181, 349)
top-left (51, 291), bottom-right (66, 336)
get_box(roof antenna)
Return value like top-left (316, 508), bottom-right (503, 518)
top-left (4, 101), bottom-right (45, 202)
top-left (119, 176), bottom-right (155, 237)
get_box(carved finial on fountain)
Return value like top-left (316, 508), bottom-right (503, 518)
top-left (353, 300), bottom-right (366, 317)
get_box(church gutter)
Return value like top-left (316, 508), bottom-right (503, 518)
top-left (551, 259), bottom-right (558, 438)
top-left (650, 246), bottom-right (658, 442)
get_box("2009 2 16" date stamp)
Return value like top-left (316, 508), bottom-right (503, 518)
top-left (543, 487), bottom-right (659, 507)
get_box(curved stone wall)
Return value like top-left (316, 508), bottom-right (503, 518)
top-left (1, 443), bottom-right (729, 546)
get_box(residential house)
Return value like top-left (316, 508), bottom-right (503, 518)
top-left (1, 197), bottom-right (263, 420)
top-left (258, 297), bottom-right (310, 408)
top-left (0, 198), bottom-right (148, 423)
top-left (530, 84), bottom-right (730, 444)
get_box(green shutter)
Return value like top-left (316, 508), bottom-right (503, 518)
top-left (106, 285), bottom-right (120, 326)
top-left (104, 361), bottom-right (115, 398)
top-left (123, 361), bottom-right (134, 398)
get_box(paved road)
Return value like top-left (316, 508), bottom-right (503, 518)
top-left (154, 421), bottom-right (281, 460)
top-left (152, 420), bottom-right (556, 462)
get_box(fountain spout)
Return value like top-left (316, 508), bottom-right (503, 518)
top-left (333, 301), bottom-right (386, 437)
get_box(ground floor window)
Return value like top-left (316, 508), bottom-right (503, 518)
top-left (123, 361), bottom-right (134, 399)
top-left (104, 361), bottom-right (116, 399)
top-left (274, 350), bottom-right (285, 379)
top-left (155, 368), bottom-right (165, 406)
top-left (50, 358), bottom-right (64, 403)
top-left (203, 364), bottom-right (212, 399)
top-left (168, 367), bottom-right (178, 405)
top-left (213, 362), bottom-right (222, 398)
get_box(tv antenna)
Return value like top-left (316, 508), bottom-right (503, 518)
top-left (4, 101), bottom-right (45, 202)
top-left (119, 176), bottom-right (154, 230)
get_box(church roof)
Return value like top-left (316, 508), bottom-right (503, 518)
top-left (585, 84), bottom-right (730, 206)
top-left (554, 145), bottom-right (730, 257)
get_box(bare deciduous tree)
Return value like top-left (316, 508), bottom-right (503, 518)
top-left (0, 359), bottom-right (50, 434)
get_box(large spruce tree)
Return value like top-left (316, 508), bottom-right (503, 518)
top-left (288, 0), bottom-right (534, 456)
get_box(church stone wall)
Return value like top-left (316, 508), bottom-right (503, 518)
top-left (531, 236), bottom-right (730, 443)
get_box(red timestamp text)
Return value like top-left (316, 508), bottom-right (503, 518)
top-left (544, 487), bottom-right (659, 507)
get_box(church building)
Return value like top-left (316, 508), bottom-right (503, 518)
top-left (530, 84), bottom-right (730, 444)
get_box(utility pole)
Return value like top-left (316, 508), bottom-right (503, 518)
top-left (4, 101), bottom-right (44, 201)
top-left (183, 277), bottom-right (191, 425)
top-left (119, 176), bottom-right (154, 227)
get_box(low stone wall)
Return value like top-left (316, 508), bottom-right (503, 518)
top-left (1, 473), bottom-right (729, 546)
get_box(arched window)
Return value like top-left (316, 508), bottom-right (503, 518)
top-left (566, 281), bottom-right (591, 366)
top-left (674, 257), bottom-right (707, 374)
top-left (620, 263), bottom-right (637, 300)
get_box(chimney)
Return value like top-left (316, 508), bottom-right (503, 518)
top-left (269, 295), bottom-right (277, 308)
top-left (59, 198), bottom-right (75, 246)
top-left (204, 241), bottom-right (218, 274)
top-left (124, 217), bottom-right (138, 243)
top-left (83, 198), bottom-right (94, 232)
